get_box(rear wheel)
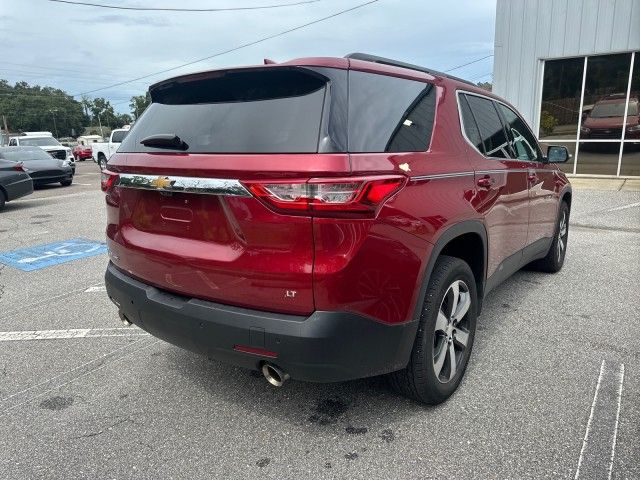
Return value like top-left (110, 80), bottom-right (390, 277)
top-left (389, 255), bottom-right (477, 404)
top-left (529, 202), bottom-right (569, 273)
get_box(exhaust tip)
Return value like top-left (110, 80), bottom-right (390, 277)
top-left (118, 311), bottom-right (132, 326)
top-left (262, 363), bottom-right (289, 387)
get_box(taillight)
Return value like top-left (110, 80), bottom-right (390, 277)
top-left (101, 170), bottom-right (119, 192)
top-left (243, 176), bottom-right (406, 218)
top-left (13, 163), bottom-right (26, 172)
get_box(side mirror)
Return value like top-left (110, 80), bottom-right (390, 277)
top-left (546, 145), bottom-right (571, 163)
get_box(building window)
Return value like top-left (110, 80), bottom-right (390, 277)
top-left (538, 51), bottom-right (639, 176)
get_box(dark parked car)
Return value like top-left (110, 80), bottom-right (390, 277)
top-left (102, 54), bottom-right (571, 404)
top-left (0, 158), bottom-right (33, 210)
top-left (0, 146), bottom-right (74, 187)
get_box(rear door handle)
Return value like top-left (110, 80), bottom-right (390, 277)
top-left (477, 176), bottom-right (494, 189)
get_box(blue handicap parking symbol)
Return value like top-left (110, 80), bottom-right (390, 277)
top-left (0, 238), bottom-right (108, 272)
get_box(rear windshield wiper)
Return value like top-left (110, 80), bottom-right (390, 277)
top-left (140, 134), bottom-right (188, 151)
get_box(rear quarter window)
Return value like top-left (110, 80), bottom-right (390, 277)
top-left (348, 71), bottom-right (436, 153)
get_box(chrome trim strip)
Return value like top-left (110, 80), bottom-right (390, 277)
top-left (410, 171), bottom-right (474, 181)
top-left (116, 174), bottom-right (251, 197)
top-left (411, 168), bottom-right (546, 181)
top-left (475, 169), bottom-right (532, 174)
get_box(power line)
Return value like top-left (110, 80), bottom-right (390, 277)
top-left (444, 54), bottom-right (493, 73)
top-left (469, 71), bottom-right (493, 81)
top-left (72, 0), bottom-right (379, 97)
top-left (48, 0), bottom-right (322, 12)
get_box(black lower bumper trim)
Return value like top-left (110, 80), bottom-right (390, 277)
top-left (105, 263), bottom-right (418, 383)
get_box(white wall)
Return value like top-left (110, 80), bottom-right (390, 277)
top-left (493, 0), bottom-right (640, 133)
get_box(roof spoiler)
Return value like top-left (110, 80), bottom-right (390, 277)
top-left (345, 52), bottom-right (475, 86)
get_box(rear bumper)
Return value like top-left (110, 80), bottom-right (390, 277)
top-left (4, 176), bottom-right (33, 201)
top-left (105, 262), bottom-right (418, 382)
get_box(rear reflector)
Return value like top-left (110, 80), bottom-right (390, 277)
top-left (233, 345), bottom-right (278, 358)
top-left (243, 175), bottom-right (406, 218)
top-left (101, 170), bottom-right (119, 192)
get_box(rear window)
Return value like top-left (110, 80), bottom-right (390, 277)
top-left (18, 137), bottom-right (59, 147)
top-left (0, 148), bottom-right (53, 161)
top-left (348, 71), bottom-right (436, 152)
top-left (119, 68), bottom-right (327, 154)
top-left (111, 130), bottom-right (128, 143)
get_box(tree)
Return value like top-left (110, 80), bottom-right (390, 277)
top-left (89, 97), bottom-right (119, 128)
top-left (0, 79), bottom-right (85, 137)
top-left (476, 81), bottom-right (492, 92)
top-left (116, 113), bottom-right (132, 126)
top-left (130, 92), bottom-right (151, 119)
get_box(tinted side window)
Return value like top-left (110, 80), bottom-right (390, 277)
top-left (349, 71), bottom-right (436, 153)
top-left (497, 103), bottom-right (540, 161)
top-left (458, 94), bottom-right (484, 153)
top-left (465, 94), bottom-right (511, 159)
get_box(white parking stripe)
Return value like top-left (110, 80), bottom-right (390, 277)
top-left (574, 360), bottom-right (605, 480)
top-left (574, 360), bottom-right (626, 480)
top-left (84, 285), bottom-right (106, 292)
top-left (0, 328), bottom-right (148, 342)
top-left (606, 201), bottom-right (640, 212)
top-left (607, 364), bottom-right (625, 480)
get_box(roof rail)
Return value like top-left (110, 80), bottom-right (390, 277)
top-left (345, 53), bottom-right (476, 86)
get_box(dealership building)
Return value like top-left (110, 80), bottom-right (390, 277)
top-left (492, 0), bottom-right (640, 176)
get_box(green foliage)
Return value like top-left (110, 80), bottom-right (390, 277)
top-left (540, 110), bottom-right (558, 136)
top-left (0, 79), bottom-right (87, 137)
top-left (476, 81), bottom-right (492, 92)
top-left (130, 92), bottom-right (151, 119)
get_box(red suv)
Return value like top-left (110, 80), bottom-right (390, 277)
top-left (103, 54), bottom-right (571, 404)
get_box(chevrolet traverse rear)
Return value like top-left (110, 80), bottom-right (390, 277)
top-left (104, 54), bottom-right (571, 404)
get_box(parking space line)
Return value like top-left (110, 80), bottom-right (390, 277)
top-left (1, 338), bottom-right (159, 415)
top-left (574, 360), bottom-right (626, 480)
top-left (574, 360), bottom-right (605, 480)
top-left (607, 364), bottom-right (625, 480)
top-left (0, 337), bottom-right (150, 404)
top-left (606, 201), bottom-right (640, 212)
top-left (0, 327), bottom-right (149, 342)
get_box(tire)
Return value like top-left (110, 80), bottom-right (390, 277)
top-left (0, 189), bottom-right (6, 211)
top-left (389, 255), bottom-right (478, 404)
top-left (529, 202), bottom-right (569, 273)
top-left (98, 155), bottom-right (107, 171)
top-left (60, 178), bottom-right (73, 187)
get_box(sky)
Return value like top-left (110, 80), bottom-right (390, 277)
top-left (0, 0), bottom-right (497, 115)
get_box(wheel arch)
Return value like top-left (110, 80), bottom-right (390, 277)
top-left (412, 220), bottom-right (488, 321)
top-left (561, 188), bottom-right (572, 210)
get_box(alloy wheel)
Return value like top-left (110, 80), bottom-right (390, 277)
top-left (557, 211), bottom-right (567, 263)
top-left (433, 279), bottom-right (471, 383)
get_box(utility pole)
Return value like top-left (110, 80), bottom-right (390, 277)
top-left (97, 115), bottom-right (104, 139)
top-left (50, 109), bottom-right (59, 138)
top-left (2, 115), bottom-right (8, 146)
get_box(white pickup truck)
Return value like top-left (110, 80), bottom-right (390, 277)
top-left (92, 128), bottom-right (129, 170)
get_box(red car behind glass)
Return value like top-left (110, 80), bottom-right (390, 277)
top-left (102, 54), bottom-right (572, 404)
top-left (581, 94), bottom-right (640, 140)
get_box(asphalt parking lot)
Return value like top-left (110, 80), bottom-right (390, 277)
top-left (0, 161), bottom-right (638, 479)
